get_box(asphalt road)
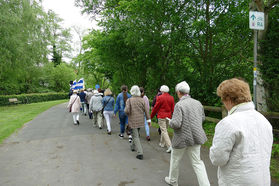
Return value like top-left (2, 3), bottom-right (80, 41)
top-left (0, 102), bottom-right (246, 186)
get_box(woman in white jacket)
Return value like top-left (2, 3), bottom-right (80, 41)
top-left (67, 90), bottom-right (82, 125)
top-left (210, 78), bottom-right (273, 186)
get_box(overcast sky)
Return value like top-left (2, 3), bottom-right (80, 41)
top-left (42, 0), bottom-right (98, 61)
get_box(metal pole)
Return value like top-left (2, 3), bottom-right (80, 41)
top-left (253, 30), bottom-right (257, 110)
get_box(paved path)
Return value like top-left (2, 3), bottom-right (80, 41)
top-left (0, 103), bottom-right (219, 185)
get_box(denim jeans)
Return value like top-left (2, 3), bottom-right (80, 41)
top-left (81, 102), bottom-right (87, 114)
top-left (119, 111), bottom-right (128, 134)
top-left (144, 116), bottom-right (150, 136)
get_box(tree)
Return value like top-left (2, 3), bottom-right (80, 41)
top-left (0, 0), bottom-right (50, 94)
top-left (260, 5), bottom-right (279, 111)
top-left (46, 10), bottom-right (73, 65)
top-left (76, 0), bottom-right (254, 104)
top-left (250, 0), bottom-right (279, 111)
top-left (0, 0), bottom-right (75, 95)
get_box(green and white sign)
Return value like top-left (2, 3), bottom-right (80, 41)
top-left (249, 11), bottom-right (264, 30)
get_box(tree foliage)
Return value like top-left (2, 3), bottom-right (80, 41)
top-left (76, 0), bottom-right (254, 104)
top-left (260, 6), bottom-right (279, 111)
top-left (0, 0), bottom-right (74, 95)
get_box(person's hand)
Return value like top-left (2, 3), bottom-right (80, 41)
top-left (113, 114), bottom-right (116, 117)
top-left (148, 122), bottom-right (151, 127)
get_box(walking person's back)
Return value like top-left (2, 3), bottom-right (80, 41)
top-left (79, 89), bottom-right (87, 115)
top-left (165, 81), bottom-right (210, 186)
top-left (151, 85), bottom-right (175, 153)
top-left (67, 90), bottom-right (82, 125)
top-left (102, 88), bottom-right (115, 135)
top-left (89, 90), bottom-right (103, 129)
top-left (114, 85), bottom-right (131, 139)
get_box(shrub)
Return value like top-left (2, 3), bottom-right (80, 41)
top-left (0, 92), bottom-right (68, 106)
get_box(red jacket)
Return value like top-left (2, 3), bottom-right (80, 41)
top-left (151, 93), bottom-right (175, 119)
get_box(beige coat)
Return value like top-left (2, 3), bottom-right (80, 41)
top-left (124, 96), bottom-right (150, 129)
top-left (67, 94), bottom-right (81, 113)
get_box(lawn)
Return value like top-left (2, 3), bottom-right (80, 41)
top-left (0, 100), bottom-right (67, 144)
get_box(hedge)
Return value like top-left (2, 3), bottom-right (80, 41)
top-left (0, 92), bottom-right (68, 106)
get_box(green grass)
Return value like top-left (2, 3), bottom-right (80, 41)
top-left (0, 99), bottom-right (67, 144)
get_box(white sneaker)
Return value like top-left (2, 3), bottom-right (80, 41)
top-left (166, 147), bottom-right (172, 153)
top-left (164, 177), bottom-right (178, 186)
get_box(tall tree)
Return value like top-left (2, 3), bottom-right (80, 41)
top-left (76, 0), bottom-right (254, 104)
top-left (46, 10), bottom-right (72, 65)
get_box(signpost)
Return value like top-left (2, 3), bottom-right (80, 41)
top-left (249, 11), bottom-right (264, 110)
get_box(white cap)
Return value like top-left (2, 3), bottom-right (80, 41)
top-left (160, 85), bottom-right (169, 93)
top-left (93, 90), bottom-right (98, 94)
top-left (175, 81), bottom-right (190, 94)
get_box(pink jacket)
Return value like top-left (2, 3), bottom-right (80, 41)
top-left (67, 94), bottom-right (81, 113)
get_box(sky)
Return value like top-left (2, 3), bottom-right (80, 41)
top-left (41, 0), bottom-right (98, 61)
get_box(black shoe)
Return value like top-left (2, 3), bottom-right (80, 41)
top-left (99, 127), bottom-right (102, 129)
top-left (119, 134), bottom-right (124, 139)
top-left (77, 120), bottom-right (79, 125)
top-left (136, 155), bottom-right (143, 160)
top-left (74, 123), bottom-right (77, 125)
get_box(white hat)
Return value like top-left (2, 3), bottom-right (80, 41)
top-left (73, 90), bottom-right (78, 93)
top-left (93, 90), bottom-right (98, 94)
top-left (160, 85), bottom-right (169, 93)
top-left (175, 81), bottom-right (190, 94)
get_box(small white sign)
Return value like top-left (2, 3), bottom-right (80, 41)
top-left (249, 11), bottom-right (265, 30)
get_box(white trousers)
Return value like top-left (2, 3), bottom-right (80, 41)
top-left (103, 111), bottom-right (114, 132)
top-left (72, 112), bottom-right (80, 124)
top-left (158, 118), bottom-right (171, 148)
top-left (168, 145), bottom-right (210, 186)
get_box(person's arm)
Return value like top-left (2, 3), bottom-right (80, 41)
top-left (150, 96), bottom-right (161, 119)
top-left (209, 120), bottom-right (236, 166)
top-left (89, 97), bottom-right (94, 112)
top-left (102, 97), bottom-right (105, 106)
top-left (144, 101), bottom-right (151, 126)
top-left (169, 104), bottom-right (182, 129)
top-left (144, 96), bottom-right (150, 112)
top-left (151, 95), bottom-right (157, 107)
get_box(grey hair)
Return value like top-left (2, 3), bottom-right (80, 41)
top-left (175, 81), bottom-right (190, 94)
top-left (130, 85), bottom-right (141, 96)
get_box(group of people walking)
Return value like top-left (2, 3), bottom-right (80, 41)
top-left (67, 78), bottom-right (273, 186)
